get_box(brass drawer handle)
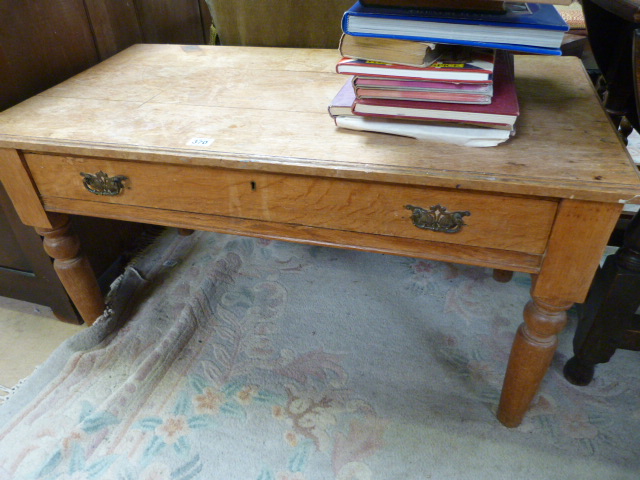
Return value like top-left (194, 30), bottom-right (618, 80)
top-left (405, 204), bottom-right (470, 234)
top-left (80, 171), bottom-right (127, 196)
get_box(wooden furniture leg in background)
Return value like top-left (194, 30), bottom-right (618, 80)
top-left (493, 269), bottom-right (514, 283)
top-left (564, 210), bottom-right (640, 385)
top-left (35, 213), bottom-right (105, 325)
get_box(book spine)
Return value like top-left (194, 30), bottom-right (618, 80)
top-left (345, 3), bottom-right (568, 30)
top-left (352, 108), bottom-right (513, 129)
top-left (342, 32), bottom-right (562, 55)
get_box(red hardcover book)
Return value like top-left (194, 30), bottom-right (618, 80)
top-left (336, 47), bottom-right (495, 83)
top-left (353, 76), bottom-right (494, 95)
top-left (352, 52), bottom-right (518, 128)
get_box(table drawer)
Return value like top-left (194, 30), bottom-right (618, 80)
top-left (26, 154), bottom-right (558, 254)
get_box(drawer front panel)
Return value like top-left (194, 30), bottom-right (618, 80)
top-left (26, 154), bottom-right (558, 254)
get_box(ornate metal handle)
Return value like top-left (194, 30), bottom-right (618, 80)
top-left (80, 171), bottom-right (127, 196)
top-left (405, 204), bottom-right (470, 234)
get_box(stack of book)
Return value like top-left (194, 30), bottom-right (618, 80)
top-left (328, 0), bottom-right (571, 147)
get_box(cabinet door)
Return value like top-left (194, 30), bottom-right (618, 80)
top-left (0, 202), bottom-right (31, 272)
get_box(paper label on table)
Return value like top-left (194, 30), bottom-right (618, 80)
top-left (187, 138), bottom-right (214, 147)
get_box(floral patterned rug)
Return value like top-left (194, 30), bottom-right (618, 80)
top-left (0, 230), bottom-right (638, 480)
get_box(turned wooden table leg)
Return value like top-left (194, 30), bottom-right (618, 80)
top-left (35, 213), bottom-right (105, 325)
top-left (494, 200), bottom-right (624, 427)
top-left (497, 297), bottom-right (571, 428)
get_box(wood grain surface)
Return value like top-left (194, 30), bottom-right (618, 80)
top-left (0, 149), bottom-right (53, 229)
top-left (25, 153), bottom-right (558, 255)
top-left (533, 199), bottom-right (624, 303)
top-left (40, 196), bottom-right (545, 273)
top-left (0, 45), bottom-right (638, 203)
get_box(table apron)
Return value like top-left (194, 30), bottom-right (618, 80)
top-left (25, 153), bottom-right (558, 258)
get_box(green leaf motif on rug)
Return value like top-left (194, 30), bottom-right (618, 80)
top-left (35, 445), bottom-right (118, 480)
top-left (257, 469), bottom-right (276, 480)
top-left (85, 456), bottom-right (119, 478)
top-left (174, 391), bottom-right (194, 416)
top-left (80, 410), bottom-right (121, 433)
top-left (190, 374), bottom-right (209, 394)
top-left (36, 450), bottom-right (62, 478)
top-left (171, 454), bottom-right (204, 480)
top-left (137, 417), bottom-right (164, 430)
top-left (188, 414), bottom-right (217, 429)
top-left (219, 400), bottom-right (246, 419)
top-left (143, 435), bottom-right (167, 459)
top-left (76, 400), bottom-right (121, 433)
top-left (288, 439), bottom-right (314, 473)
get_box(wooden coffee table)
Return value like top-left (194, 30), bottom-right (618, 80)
top-left (1, 44), bottom-right (639, 428)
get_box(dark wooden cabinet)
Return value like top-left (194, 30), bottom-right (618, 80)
top-left (0, 0), bottom-right (211, 322)
top-left (0, 184), bottom-right (80, 321)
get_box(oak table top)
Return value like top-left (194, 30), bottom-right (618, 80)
top-left (1, 44), bottom-right (639, 429)
top-left (0, 44), bottom-right (638, 203)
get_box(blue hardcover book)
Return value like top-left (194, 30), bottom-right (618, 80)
top-left (342, 2), bottom-right (569, 55)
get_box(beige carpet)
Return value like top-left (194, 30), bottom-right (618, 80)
top-left (0, 230), bottom-right (638, 479)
